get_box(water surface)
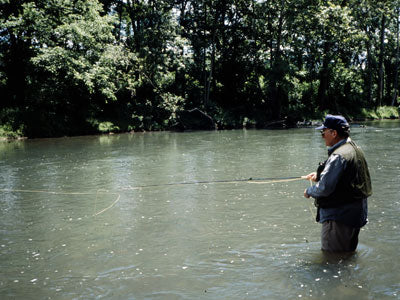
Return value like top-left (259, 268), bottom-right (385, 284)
top-left (1, 121), bottom-right (399, 299)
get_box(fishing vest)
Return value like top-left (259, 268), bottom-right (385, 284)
top-left (315, 140), bottom-right (372, 208)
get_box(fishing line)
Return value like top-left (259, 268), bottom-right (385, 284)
top-left (0, 176), bottom-right (309, 216)
top-left (0, 188), bottom-right (121, 217)
top-left (308, 179), bottom-right (317, 221)
top-left (93, 193), bottom-right (121, 216)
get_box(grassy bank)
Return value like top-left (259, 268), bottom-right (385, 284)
top-left (358, 106), bottom-right (400, 120)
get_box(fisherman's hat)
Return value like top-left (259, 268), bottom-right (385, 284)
top-left (316, 114), bottom-right (350, 132)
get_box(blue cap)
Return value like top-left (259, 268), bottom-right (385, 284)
top-left (316, 114), bottom-right (350, 132)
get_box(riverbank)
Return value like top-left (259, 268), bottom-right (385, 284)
top-left (358, 105), bottom-right (400, 121)
top-left (1, 105), bottom-right (398, 140)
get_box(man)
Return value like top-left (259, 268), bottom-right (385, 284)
top-left (304, 114), bottom-right (372, 252)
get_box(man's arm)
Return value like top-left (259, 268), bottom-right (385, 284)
top-left (304, 154), bottom-right (346, 198)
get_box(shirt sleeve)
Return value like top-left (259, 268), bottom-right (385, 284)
top-left (306, 154), bottom-right (347, 198)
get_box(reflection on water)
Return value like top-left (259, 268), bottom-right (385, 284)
top-left (1, 122), bottom-right (399, 299)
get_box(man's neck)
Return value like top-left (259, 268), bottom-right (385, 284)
top-left (328, 137), bottom-right (347, 155)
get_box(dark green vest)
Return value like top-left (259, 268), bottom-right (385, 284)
top-left (315, 140), bottom-right (372, 208)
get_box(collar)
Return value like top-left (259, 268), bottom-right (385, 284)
top-left (327, 137), bottom-right (350, 156)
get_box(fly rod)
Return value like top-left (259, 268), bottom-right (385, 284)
top-left (123, 176), bottom-right (308, 190)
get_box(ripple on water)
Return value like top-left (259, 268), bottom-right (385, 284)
top-left (1, 127), bottom-right (400, 299)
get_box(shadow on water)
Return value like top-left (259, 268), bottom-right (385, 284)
top-left (315, 249), bottom-right (360, 265)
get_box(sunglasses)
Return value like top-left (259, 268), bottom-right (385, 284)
top-left (320, 129), bottom-right (334, 136)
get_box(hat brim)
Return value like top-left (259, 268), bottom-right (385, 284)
top-left (315, 125), bottom-right (326, 130)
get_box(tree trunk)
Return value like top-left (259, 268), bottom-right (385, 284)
top-left (205, 31), bottom-right (216, 109)
top-left (365, 32), bottom-right (374, 106)
top-left (127, 0), bottom-right (141, 52)
top-left (377, 13), bottom-right (386, 107)
top-left (317, 41), bottom-right (331, 110)
top-left (392, 7), bottom-right (400, 106)
top-left (117, 0), bottom-right (123, 42)
top-left (269, 0), bottom-right (285, 120)
top-left (178, 0), bottom-right (188, 26)
top-left (202, 0), bottom-right (208, 108)
top-left (5, 33), bottom-right (28, 108)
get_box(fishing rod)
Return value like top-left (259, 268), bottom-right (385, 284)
top-left (123, 176), bottom-right (307, 190)
top-left (0, 175), bottom-right (307, 196)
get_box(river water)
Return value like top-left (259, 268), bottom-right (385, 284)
top-left (1, 121), bottom-right (399, 299)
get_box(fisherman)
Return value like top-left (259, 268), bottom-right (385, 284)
top-left (304, 114), bottom-right (372, 252)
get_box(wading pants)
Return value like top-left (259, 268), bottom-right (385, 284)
top-left (321, 220), bottom-right (360, 252)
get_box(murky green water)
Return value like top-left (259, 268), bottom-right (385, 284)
top-left (1, 121), bottom-right (399, 299)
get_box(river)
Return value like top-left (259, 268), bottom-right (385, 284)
top-left (1, 121), bottom-right (399, 299)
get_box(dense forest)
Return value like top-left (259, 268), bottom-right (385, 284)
top-left (1, 0), bottom-right (400, 138)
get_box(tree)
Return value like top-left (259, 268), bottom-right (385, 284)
top-left (1, 0), bottom-right (137, 136)
top-left (392, 5), bottom-right (400, 106)
top-left (1, 0), bottom-right (400, 138)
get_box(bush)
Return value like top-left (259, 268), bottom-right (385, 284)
top-left (0, 108), bottom-right (25, 139)
top-left (361, 106), bottom-right (399, 119)
top-left (0, 124), bottom-right (24, 139)
top-left (87, 118), bottom-right (120, 133)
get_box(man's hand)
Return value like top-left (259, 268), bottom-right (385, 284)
top-left (304, 172), bottom-right (317, 182)
top-left (304, 189), bottom-right (310, 198)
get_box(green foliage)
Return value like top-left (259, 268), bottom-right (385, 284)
top-left (0, 124), bottom-right (24, 139)
top-left (0, 108), bottom-right (24, 139)
top-left (30, 0), bottom-right (124, 100)
top-left (361, 106), bottom-right (400, 119)
top-left (1, 0), bottom-right (400, 138)
top-left (98, 121), bottom-right (120, 133)
top-left (286, 75), bottom-right (319, 119)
